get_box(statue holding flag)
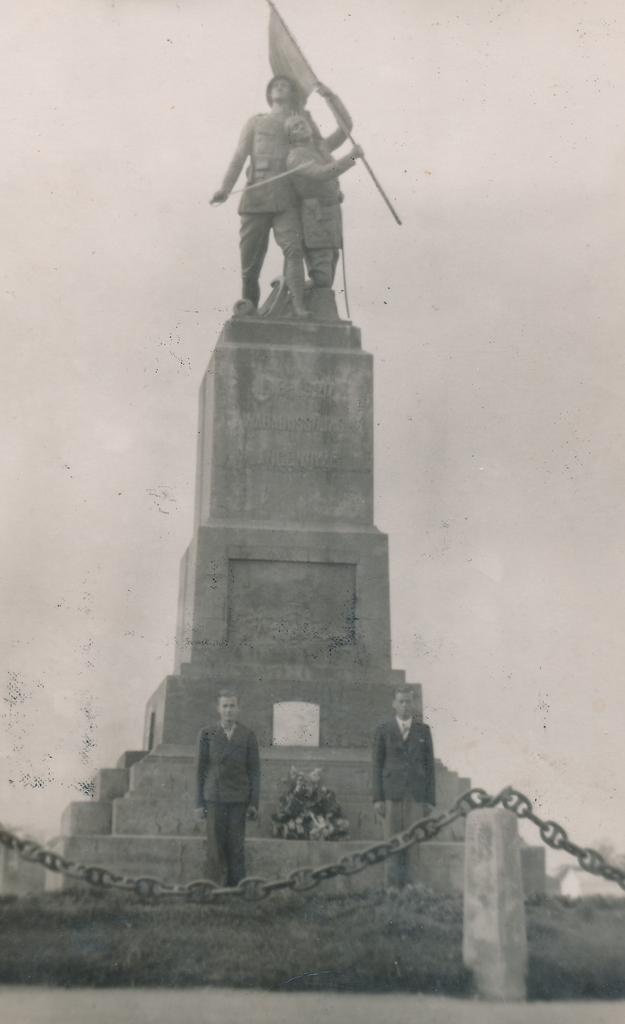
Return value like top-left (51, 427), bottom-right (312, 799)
top-left (285, 113), bottom-right (363, 292)
top-left (211, 2), bottom-right (401, 318)
top-left (210, 73), bottom-right (353, 318)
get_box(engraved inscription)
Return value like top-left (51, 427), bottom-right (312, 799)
top-left (243, 413), bottom-right (343, 434)
top-left (223, 450), bottom-right (341, 471)
top-left (251, 374), bottom-right (346, 404)
top-left (227, 559), bottom-right (356, 651)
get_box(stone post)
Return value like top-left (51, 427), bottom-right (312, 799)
top-left (462, 807), bottom-right (527, 1000)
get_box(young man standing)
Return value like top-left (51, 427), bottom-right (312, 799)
top-left (195, 691), bottom-right (260, 887)
top-left (372, 685), bottom-right (436, 888)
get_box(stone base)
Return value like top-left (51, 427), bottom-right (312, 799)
top-left (54, 740), bottom-right (545, 896)
top-left (1, 846), bottom-right (46, 896)
top-left (63, 745), bottom-right (471, 842)
top-left (46, 835), bottom-right (544, 897)
top-left (224, 311), bottom-right (358, 350)
top-left (255, 279), bottom-right (344, 323)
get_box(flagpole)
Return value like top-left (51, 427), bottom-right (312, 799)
top-left (266, 0), bottom-right (402, 226)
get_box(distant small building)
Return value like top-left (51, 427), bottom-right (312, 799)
top-left (0, 832), bottom-right (46, 896)
top-left (559, 866), bottom-right (625, 899)
top-left (545, 864), bottom-right (569, 895)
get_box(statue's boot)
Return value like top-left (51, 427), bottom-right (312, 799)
top-left (241, 276), bottom-right (260, 309)
top-left (285, 259), bottom-right (311, 319)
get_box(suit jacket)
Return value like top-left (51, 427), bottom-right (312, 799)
top-left (372, 718), bottom-right (435, 806)
top-left (196, 723), bottom-right (260, 809)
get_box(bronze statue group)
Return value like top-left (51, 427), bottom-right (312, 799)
top-left (211, 74), bottom-right (363, 318)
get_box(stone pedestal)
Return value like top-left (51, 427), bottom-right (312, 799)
top-left (47, 831), bottom-right (542, 897)
top-left (1, 840), bottom-right (46, 896)
top-left (52, 312), bottom-right (545, 895)
top-left (159, 315), bottom-right (405, 749)
top-left (59, 745), bottom-right (471, 843)
top-left (463, 809), bottom-right (528, 1000)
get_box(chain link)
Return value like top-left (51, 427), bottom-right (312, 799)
top-left (2, 786), bottom-right (624, 901)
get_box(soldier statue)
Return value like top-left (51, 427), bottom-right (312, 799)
top-left (210, 74), bottom-right (353, 317)
top-left (285, 113), bottom-right (363, 291)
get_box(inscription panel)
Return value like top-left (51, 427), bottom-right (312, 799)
top-left (223, 449), bottom-right (340, 472)
top-left (227, 559), bottom-right (356, 653)
top-left (273, 702), bottom-right (320, 746)
top-left (229, 365), bottom-right (366, 475)
top-left (208, 344), bottom-right (374, 524)
top-left (250, 374), bottom-right (344, 404)
top-left (243, 413), bottom-right (344, 434)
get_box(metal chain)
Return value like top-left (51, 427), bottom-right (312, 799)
top-left (494, 786), bottom-right (625, 892)
top-left (2, 786), bottom-right (624, 901)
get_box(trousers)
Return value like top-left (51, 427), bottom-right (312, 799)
top-left (383, 798), bottom-right (429, 889)
top-left (204, 802), bottom-right (248, 888)
top-left (239, 209), bottom-right (303, 308)
top-left (304, 246), bottom-right (340, 288)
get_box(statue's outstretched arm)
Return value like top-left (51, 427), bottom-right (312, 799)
top-left (211, 118), bottom-right (255, 204)
top-left (316, 84), bottom-right (354, 152)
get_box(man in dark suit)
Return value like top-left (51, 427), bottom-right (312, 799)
top-left (372, 684), bottom-right (436, 888)
top-left (195, 691), bottom-right (260, 887)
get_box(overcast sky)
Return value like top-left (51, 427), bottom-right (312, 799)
top-left (2, 0), bottom-right (625, 864)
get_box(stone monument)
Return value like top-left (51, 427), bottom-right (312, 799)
top-left (53, 294), bottom-right (486, 891)
top-left (51, 21), bottom-right (544, 894)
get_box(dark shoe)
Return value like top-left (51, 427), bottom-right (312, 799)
top-left (292, 305), bottom-right (312, 319)
top-left (232, 298), bottom-right (257, 318)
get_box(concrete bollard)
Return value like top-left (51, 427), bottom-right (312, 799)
top-left (462, 807), bottom-right (528, 1001)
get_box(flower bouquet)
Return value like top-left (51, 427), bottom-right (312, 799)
top-left (272, 766), bottom-right (350, 840)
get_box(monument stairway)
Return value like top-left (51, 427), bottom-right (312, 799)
top-left (49, 745), bottom-right (527, 895)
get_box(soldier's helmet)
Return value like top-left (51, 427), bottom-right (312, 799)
top-left (266, 75), bottom-right (304, 110)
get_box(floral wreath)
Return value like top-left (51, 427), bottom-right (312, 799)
top-left (272, 766), bottom-right (349, 840)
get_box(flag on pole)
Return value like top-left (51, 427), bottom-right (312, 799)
top-left (266, 0), bottom-right (402, 225)
top-left (268, 3), bottom-right (318, 99)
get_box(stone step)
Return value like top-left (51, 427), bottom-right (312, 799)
top-left (110, 793), bottom-right (464, 842)
top-left (127, 745), bottom-right (469, 801)
top-left (61, 801), bottom-right (112, 837)
top-left (116, 750), bottom-right (148, 770)
top-left (94, 768), bottom-right (129, 801)
top-left (62, 745), bottom-right (470, 841)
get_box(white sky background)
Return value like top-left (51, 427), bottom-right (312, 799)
top-left (2, 0), bottom-right (624, 862)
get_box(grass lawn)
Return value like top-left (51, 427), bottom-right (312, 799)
top-left (0, 888), bottom-right (623, 999)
